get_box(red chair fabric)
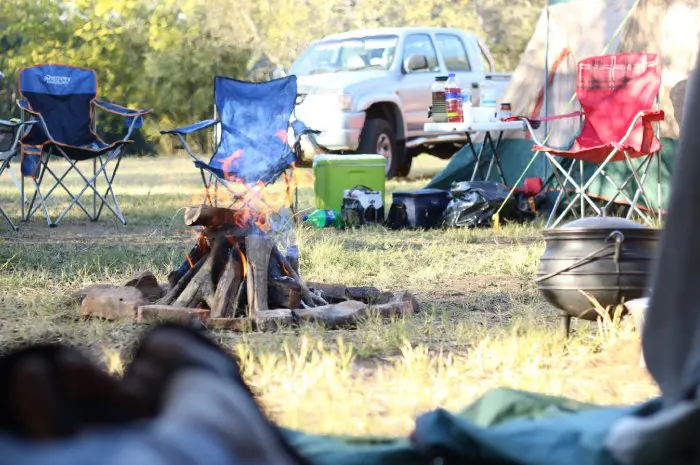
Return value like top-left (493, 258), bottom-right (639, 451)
top-left (513, 177), bottom-right (544, 197)
top-left (535, 53), bottom-right (663, 163)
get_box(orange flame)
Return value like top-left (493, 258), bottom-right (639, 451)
top-left (222, 149), bottom-right (244, 182)
top-left (238, 248), bottom-right (247, 278)
top-left (276, 129), bottom-right (288, 145)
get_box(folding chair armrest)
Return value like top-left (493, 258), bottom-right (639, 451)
top-left (160, 119), bottom-right (219, 136)
top-left (16, 98), bottom-right (40, 116)
top-left (94, 99), bottom-right (151, 118)
top-left (641, 109), bottom-right (665, 124)
top-left (290, 119), bottom-right (323, 156)
top-left (639, 109), bottom-right (665, 154)
top-left (291, 119), bottom-right (321, 139)
top-left (95, 100), bottom-right (151, 135)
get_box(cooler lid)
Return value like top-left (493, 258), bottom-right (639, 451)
top-left (393, 188), bottom-right (449, 198)
top-left (313, 154), bottom-right (387, 167)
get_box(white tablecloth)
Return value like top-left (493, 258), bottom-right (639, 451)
top-left (423, 120), bottom-right (527, 133)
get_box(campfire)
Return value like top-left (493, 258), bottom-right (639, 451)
top-left (75, 148), bottom-right (418, 330)
top-left (161, 203), bottom-right (325, 317)
top-left (76, 201), bottom-right (419, 330)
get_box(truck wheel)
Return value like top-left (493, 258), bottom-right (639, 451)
top-left (396, 152), bottom-right (413, 177)
top-left (357, 118), bottom-right (401, 179)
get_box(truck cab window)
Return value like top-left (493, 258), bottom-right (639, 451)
top-left (435, 34), bottom-right (471, 72)
top-left (402, 34), bottom-right (439, 73)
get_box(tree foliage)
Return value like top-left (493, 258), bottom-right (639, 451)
top-left (0, 0), bottom-right (543, 153)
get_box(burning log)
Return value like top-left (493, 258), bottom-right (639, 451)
top-left (185, 204), bottom-right (238, 227)
top-left (158, 255), bottom-right (207, 306)
top-left (245, 235), bottom-right (273, 316)
top-left (211, 250), bottom-right (244, 318)
top-left (271, 246), bottom-right (327, 307)
top-left (268, 277), bottom-right (302, 309)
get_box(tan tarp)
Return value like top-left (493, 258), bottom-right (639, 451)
top-left (501, 0), bottom-right (700, 145)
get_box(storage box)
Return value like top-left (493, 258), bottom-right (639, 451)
top-left (387, 189), bottom-right (451, 229)
top-left (313, 154), bottom-right (386, 212)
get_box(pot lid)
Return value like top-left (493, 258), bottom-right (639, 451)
top-left (556, 217), bottom-right (649, 230)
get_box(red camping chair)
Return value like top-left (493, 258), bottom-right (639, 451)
top-left (517, 53), bottom-right (664, 228)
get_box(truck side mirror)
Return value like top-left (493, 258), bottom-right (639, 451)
top-left (404, 54), bottom-right (429, 73)
top-left (271, 67), bottom-right (288, 80)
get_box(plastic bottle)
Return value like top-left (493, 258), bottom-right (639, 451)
top-left (461, 90), bottom-right (473, 126)
top-left (479, 76), bottom-right (498, 109)
top-left (302, 209), bottom-right (343, 228)
top-left (430, 76), bottom-right (449, 122)
top-left (445, 73), bottom-right (463, 123)
top-left (471, 82), bottom-right (480, 107)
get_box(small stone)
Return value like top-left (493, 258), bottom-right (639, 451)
top-left (124, 272), bottom-right (164, 302)
top-left (296, 300), bottom-right (368, 329)
top-left (371, 300), bottom-right (415, 318)
top-left (137, 305), bottom-right (209, 324)
top-left (80, 287), bottom-right (148, 321)
top-left (390, 290), bottom-right (420, 313)
top-left (307, 282), bottom-right (347, 302)
top-left (345, 286), bottom-right (382, 304)
top-left (254, 309), bottom-right (294, 331)
top-left (71, 284), bottom-right (119, 303)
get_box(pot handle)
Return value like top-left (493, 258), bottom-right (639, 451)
top-left (607, 230), bottom-right (625, 264)
top-left (535, 233), bottom-right (622, 283)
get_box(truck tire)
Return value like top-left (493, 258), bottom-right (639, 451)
top-left (357, 118), bottom-right (402, 179)
top-left (396, 150), bottom-right (413, 177)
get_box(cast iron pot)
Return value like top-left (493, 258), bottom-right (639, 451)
top-left (535, 217), bottom-right (660, 335)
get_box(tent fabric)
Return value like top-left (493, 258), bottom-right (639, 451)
top-left (427, 0), bottom-right (696, 210)
top-left (424, 138), bottom-right (676, 211)
top-left (499, 0), bottom-right (698, 144)
top-left (282, 387), bottom-right (654, 465)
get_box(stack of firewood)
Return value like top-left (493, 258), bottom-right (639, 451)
top-left (158, 204), bottom-right (327, 318)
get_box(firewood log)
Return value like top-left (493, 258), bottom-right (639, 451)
top-left (271, 246), bottom-right (327, 307)
top-left (184, 204), bottom-right (238, 227)
top-left (173, 239), bottom-right (226, 308)
top-left (245, 235), bottom-right (273, 316)
top-left (268, 277), bottom-right (302, 309)
top-left (211, 250), bottom-right (243, 318)
top-left (157, 254), bottom-right (207, 305)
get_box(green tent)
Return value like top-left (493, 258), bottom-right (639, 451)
top-left (425, 138), bottom-right (677, 212)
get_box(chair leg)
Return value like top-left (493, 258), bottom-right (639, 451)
top-left (0, 205), bottom-right (18, 231)
top-left (93, 157), bottom-right (98, 220)
top-left (54, 153), bottom-right (124, 226)
top-left (0, 158), bottom-right (18, 231)
top-left (93, 154), bottom-right (125, 224)
top-left (25, 155), bottom-right (57, 226)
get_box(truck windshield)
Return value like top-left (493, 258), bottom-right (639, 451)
top-left (290, 35), bottom-right (398, 75)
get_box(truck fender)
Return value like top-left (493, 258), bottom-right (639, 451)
top-left (355, 93), bottom-right (407, 142)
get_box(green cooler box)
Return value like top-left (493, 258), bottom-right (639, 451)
top-left (313, 154), bottom-right (386, 211)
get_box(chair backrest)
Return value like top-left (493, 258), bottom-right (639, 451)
top-left (575, 53), bottom-right (661, 150)
top-left (213, 75), bottom-right (297, 185)
top-left (19, 64), bottom-right (98, 147)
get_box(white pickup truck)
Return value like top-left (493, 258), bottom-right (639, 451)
top-left (286, 27), bottom-right (511, 178)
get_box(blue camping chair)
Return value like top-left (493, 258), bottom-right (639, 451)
top-left (161, 75), bottom-right (319, 213)
top-left (17, 64), bottom-right (151, 226)
top-left (0, 71), bottom-right (35, 230)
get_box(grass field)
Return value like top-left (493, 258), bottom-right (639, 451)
top-left (0, 154), bottom-right (658, 437)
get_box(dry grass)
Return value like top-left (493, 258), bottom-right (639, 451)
top-left (0, 154), bottom-right (658, 437)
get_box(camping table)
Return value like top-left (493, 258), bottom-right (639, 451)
top-left (423, 120), bottom-right (527, 185)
